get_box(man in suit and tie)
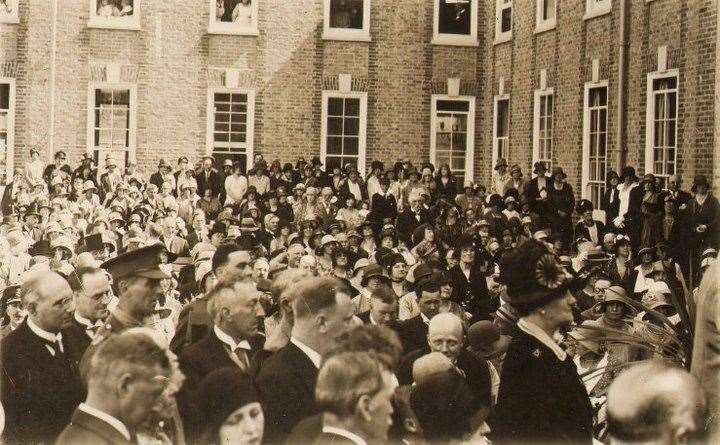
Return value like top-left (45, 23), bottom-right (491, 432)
top-left (257, 276), bottom-right (355, 444)
top-left (313, 352), bottom-right (397, 445)
top-left (573, 199), bottom-right (606, 246)
top-left (396, 189), bottom-right (428, 245)
top-left (0, 270), bottom-right (85, 444)
top-left (177, 280), bottom-right (267, 440)
top-left (57, 331), bottom-right (173, 445)
top-left (396, 273), bottom-right (443, 354)
top-left (66, 266), bottom-right (113, 354)
top-left (356, 284), bottom-right (399, 328)
top-left (196, 156), bottom-right (224, 199)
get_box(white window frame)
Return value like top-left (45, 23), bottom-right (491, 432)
top-left (430, 95), bottom-right (476, 183)
top-left (207, 0), bottom-right (259, 36)
top-left (320, 90), bottom-right (368, 176)
top-left (582, 80), bottom-right (609, 209)
top-left (535, 0), bottom-right (556, 33)
top-left (492, 94), bottom-right (510, 168)
top-left (205, 87), bottom-right (256, 172)
top-left (494, 0), bottom-right (512, 44)
top-left (88, 0), bottom-right (141, 30)
top-left (532, 87), bottom-right (554, 169)
top-left (645, 69), bottom-right (680, 183)
top-left (86, 82), bottom-right (138, 166)
top-left (0, 0), bottom-right (19, 24)
top-left (0, 78), bottom-right (16, 179)
top-left (432, 0), bottom-right (479, 47)
top-left (322, 0), bottom-right (371, 42)
top-left (584, 0), bottom-right (611, 21)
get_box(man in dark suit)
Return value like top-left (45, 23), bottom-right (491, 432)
top-left (0, 271), bottom-right (85, 444)
top-left (574, 199), bottom-right (606, 246)
top-left (57, 331), bottom-right (174, 445)
top-left (524, 161), bottom-right (550, 214)
top-left (177, 280), bottom-right (267, 440)
top-left (196, 156), bottom-right (224, 199)
top-left (448, 239), bottom-right (495, 321)
top-left (66, 267), bottom-right (113, 354)
top-left (396, 274), bottom-right (443, 354)
top-left (313, 352), bottom-right (397, 445)
top-left (396, 189), bottom-right (429, 245)
top-left (257, 276), bottom-right (355, 444)
top-left (369, 176), bottom-right (398, 226)
top-left (43, 150), bottom-right (73, 185)
top-left (356, 285), bottom-right (398, 328)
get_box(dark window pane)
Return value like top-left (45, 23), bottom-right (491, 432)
top-left (543, 0), bottom-right (555, 20)
top-left (328, 98), bottom-right (344, 115)
top-left (344, 117), bottom-right (359, 136)
top-left (438, 0), bottom-right (471, 35)
top-left (215, 113), bottom-right (230, 123)
top-left (215, 93), bottom-right (230, 102)
top-left (653, 77), bottom-right (677, 91)
top-left (215, 122), bottom-right (229, 132)
top-left (327, 136), bottom-right (343, 154)
top-left (216, 103), bottom-right (230, 112)
top-left (214, 133), bottom-right (230, 142)
top-left (230, 132), bottom-right (246, 143)
top-left (231, 93), bottom-right (247, 103)
top-left (344, 98), bottom-right (360, 116)
top-left (451, 133), bottom-right (467, 150)
top-left (230, 123), bottom-right (246, 133)
top-left (0, 84), bottom-right (9, 109)
top-left (437, 100), bottom-right (469, 112)
top-left (231, 103), bottom-right (247, 113)
top-left (230, 113), bottom-right (247, 124)
top-left (344, 136), bottom-right (359, 155)
top-left (501, 7), bottom-right (512, 33)
top-left (329, 0), bottom-right (364, 29)
top-left (326, 156), bottom-right (342, 171)
top-left (328, 117), bottom-right (344, 135)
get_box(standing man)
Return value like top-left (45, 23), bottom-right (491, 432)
top-left (66, 267), bottom-right (112, 354)
top-left (196, 156), bottom-right (224, 199)
top-left (0, 270), bottom-right (85, 444)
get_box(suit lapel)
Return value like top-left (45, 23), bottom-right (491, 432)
top-left (70, 409), bottom-right (135, 445)
top-left (286, 342), bottom-right (319, 395)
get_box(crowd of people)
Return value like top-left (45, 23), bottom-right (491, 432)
top-left (0, 149), bottom-right (718, 445)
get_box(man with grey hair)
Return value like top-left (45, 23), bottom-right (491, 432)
top-left (57, 330), bottom-right (174, 445)
top-left (607, 361), bottom-right (705, 444)
top-left (314, 351), bottom-right (397, 445)
top-left (0, 270), bottom-right (85, 444)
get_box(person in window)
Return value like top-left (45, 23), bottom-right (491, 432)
top-left (232, 0), bottom-right (253, 26)
top-left (118, 0), bottom-right (133, 16)
top-left (330, 0), bottom-right (363, 29)
top-left (96, 0), bottom-right (119, 17)
top-left (439, 0), bottom-right (471, 34)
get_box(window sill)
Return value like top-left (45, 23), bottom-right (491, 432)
top-left (207, 23), bottom-right (259, 36)
top-left (322, 30), bottom-right (371, 42)
top-left (583, 6), bottom-right (612, 21)
top-left (432, 34), bottom-right (479, 47)
top-left (493, 33), bottom-right (512, 45)
top-left (534, 19), bottom-right (556, 34)
top-left (88, 18), bottom-right (141, 31)
top-left (0, 18), bottom-right (19, 25)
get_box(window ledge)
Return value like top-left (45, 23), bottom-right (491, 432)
top-left (207, 23), bottom-right (259, 36)
top-left (493, 33), bottom-right (512, 45)
top-left (0, 18), bottom-right (19, 25)
top-left (88, 18), bottom-right (141, 30)
top-left (322, 30), bottom-right (371, 42)
top-left (583, 6), bottom-right (612, 21)
top-left (432, 34), bottom-right (479, 47)
top-left (534, 19), bottom-right (556, 34)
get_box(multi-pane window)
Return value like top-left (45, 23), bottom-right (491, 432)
top-left (89, 0), bottom-right (140, 29)
top-left (210, 91), bottom-right (254, 172)
top-left (534, 92), bottom-right (553, 168)
top-left (648, 75), bottom-right (678, 184)
top-left (323, 0), bottom-right (370, 41)
top-left (322, 93), bottom-right (367, 173)
top-left (0, 82), bottom-right (13, 173)
top-left (92, 88), bottom-right (131, 166)
top-left (209, 0), bottom-right (259, 35)
top-left (585, 86), bottom-right (608, 209)
top-left (433, 0), bottom-right (477, 46)
top-left (536, 0), bottom-right (556, 31)
top-left (494, 97), bottom-right (510, 163)
top-left (432, 98), bottom-right (475, 182)
top-left (495, 0), bottom-right (512, 42)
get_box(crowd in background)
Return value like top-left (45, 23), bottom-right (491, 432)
top-left (0, 148), bottom-right (718, 445)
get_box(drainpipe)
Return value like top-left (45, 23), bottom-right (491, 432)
top-left (48, 0), bottom-right (58, 158)
top-left (616, 0), bottom-right (628, 172)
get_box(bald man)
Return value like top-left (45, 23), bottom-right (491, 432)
top-left (607, 361), bottom-right (705, 444)
top-left (0, 271), bottom-right (85, 444)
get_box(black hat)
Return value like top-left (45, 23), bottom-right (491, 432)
top-left (533, 161), bottom-right (548, 175)
top-left (691, 175), bottom-right (710, 193)
top-left (361, 263), bottom-right (391, 287)
top-left (311, 156), bottom-right (323, 167)
top-left (282, 162), bottom-right (294, 172)
top-left (200, 367), bottom-right (260, 435)
top-left (1, 285), bottom-right (21, 306)
top-left (620, 166), bottom-right (638, 182)
top-left (371, 160), bottom-right (384, 171)
top-left (29, 240), bottom-right (52, 257)
top-left (551, 166), bottom-right (567, 180)
top-left (638, 246), bottom-right (656, 258)
top-left (486, 193), bottom-right (504, 208)
top-left (498, 240), bottom-right (575, 312)
top-left (101, 244), bottom-right (172, 281)
top-left (576, 199), bottom-right (594, 214)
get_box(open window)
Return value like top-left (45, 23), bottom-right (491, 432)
top-left (432, 0), bottom-right (478, 47)
top-left (645, 71), bottom-right (679, 187)
top-left (494, 0), bottom-right (512, 44)
top-left (323, 0), bottom-right (371, 42)
top-left (87, 83), bottom-right (137, 168)
top-left (88, 0), bottom-right (140, 30)
top-left (208, 0), bottom-right (259, 35)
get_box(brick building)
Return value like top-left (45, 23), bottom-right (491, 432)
top-left (0, 0), bottom-right (718, 210)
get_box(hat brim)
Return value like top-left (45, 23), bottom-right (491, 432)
top-left (135, 268), bottom-right (171, 280)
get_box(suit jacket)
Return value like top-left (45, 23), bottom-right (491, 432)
top-left (369, 193), bottom-right (398, 223)
top-left (56, 408), bottom-right (135, 445)
top-left (0, 321), bottom-right (86, 444)
top-left (313, 431), bottom-right (360, 445)
top-left (1, 181), bottom-right (14, 215)
top-left (524, 175), bottom-right (550, 213)
top-left (686, 194), bottom-right (720, 250)
top-left (490, 330), bottom-right (593, 444)
top-left (396, 315), bottom-right (429, 354)
top-left (356, 310), bottom-right (371, 324)
top-left (64, 316), bottom-right (94, 356)
top-left (574, 220), bottom-right (606, 245)
top-left (448, 264), bottom-right (496, 321)
top-left (257, 341), bottom-right (320, 444)
top-left (196, 169), bottom-right (224, 198)
top-left (170, 297), bottom-right (211, 355)
top-left (396, 208), bottom-right (429, 244)
top-left (148, 171), bottom-right (165, 190)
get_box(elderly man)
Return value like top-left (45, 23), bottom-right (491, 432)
top-left (607, 361), bottom-right (705, 444)
top-left (257, 276), bottom-right (355, 443)
top-left (314, 352), bottom-right (397, 445)
top-left (66, 266), bottom-right (113, 353)
top-left (196, 156), bottom-right (223, 198)
top-left (57, 331), bottom-right (174, 445)
top-left (0, 270), bottom-right (85, 444)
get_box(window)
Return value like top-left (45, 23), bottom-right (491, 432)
top-left (432, 0), bottom-right (478, 47)
top-left (0, 79), bottom-right (15, 176)
top-left (87, 84), bottom-right (136, 167)
top-left (492, 96), bottom-right (510, 167)
top-left (431, 96), bottom-right (476, 182)
top-left (533, 89), bottom-right (554, 169)
top-left (584, 0), bottom-right (611, 20)
top-left (582, 83), bottom-right (608, 209)
top-left (321, 91), bottom-right (367, 175)
top-left (645, 71), bottom-right (679, 185)
top-left (535, 0), bottom-right (556, 33)
top-left (206, 89), bottom-right (255, 173)
top-left (88, 0), bottom-right (140, 30)
top-left (0, 0), bottom-right (19, 24)
top-left (323, 0), bottom-right (371, 42)
top-left (208, 0), bottom-right (259, 35)
top-left (494, 0), bottom-right (512, 43)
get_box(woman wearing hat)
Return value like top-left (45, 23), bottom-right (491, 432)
top-left (505, 164), bottom-right (526, 197)
top-left (0, 285), bottom-right (24, 340)
top-left (547, 166), bottom-right (575, 249)
top-left (490, 240), bottom-right (593, 444)
top-left (434, 163), bottom-right (458, 201)
top-left (639, 174), bottom-right (663, 249)
top-left (686, 175), bottom-right (720, 270)
top-left (601, 170), bottom-right (621, 227)
top-left (436, 205), bottom-right (464, 249)
top-left (335, 193), bottom-right (364, 230)
top-left (603, 234), bottom-right (633, 291)
top-left (491, 158), bottom-right (510, 197)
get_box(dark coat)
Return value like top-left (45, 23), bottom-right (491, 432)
top-left (574, 220), bottom-right (607, 245)
top-left (686, 194), bottom-right (720, 250)
top-left (369, 193), bottom-right (398, 223)
top-left (64, 316), bottom-right (94, 356)
top-left (56, 408), bottom-right (136, 445)
top-left (170, 297), bottom-right (211, 355)
top-left (490, 330), bottom-right (593, 444)
top-left (196, 169), bottom-right (224, 198)
top-left (524, 175), bottom-right (551, 213)
top-left (256, 341), bottom-right (320, 444)
top-left (396, 315), bottom-right (429, 354)
top-left (435, 177), bottom-right (458, 201)
top-left (313, 431), bottom-right (358, 445)
top-left (1, 181), bottom-right (14, 215)
top-left (396, 208), bottom-right (429, 245)
top-left (448, 264), bottom-right (496, 321)
top-left (601, 187), bottom-right (621, 226)
top-left (0, 321), bottom-right (86, 444)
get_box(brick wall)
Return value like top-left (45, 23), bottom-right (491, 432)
top-left (0, 0), bottom-right (716, 194)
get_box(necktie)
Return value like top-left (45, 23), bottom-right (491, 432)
top-left (86, 321), bottom-right (103, 339)
top-left (43, 336), bottom-right (64, 357)
top-left (234, 346), bottom-right (250, 370)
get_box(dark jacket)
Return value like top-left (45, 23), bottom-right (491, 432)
top-left (369, 193), bottom-right (398, 223)
top-left (256, 341), bottom-right (320, 444)
top-left (0, 321), bottom-right (86, 444)
top-left (396, 208), bottom-right (429, 245)
top-left (490, 329), bottom-right (593, 444)
top-left (196, 169), bottom-right (224, 198)
top-left (313, 431), bottom-right (358, 445)
top-left (524, 175), bottom-right (551, 214)
top-left (56, 408), bottom-right (136, 445)
top-left (686, 194), bottom-right (720, 250)
top-left (574, 220), bottom-right (607, 245)
top-left (601, 186), bottom-right (621, 226)
top-left (1, 181), bottom-right (14, 215)
top-left (396, 314), bottom-right (429, 354)
top-left (448, 263), bottom-right (496, 321)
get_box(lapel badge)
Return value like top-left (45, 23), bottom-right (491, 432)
top-left (532, 348), bottom-right (542, 358)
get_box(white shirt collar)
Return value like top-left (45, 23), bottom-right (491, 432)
top-left (78, 403), bottom-right (132, 441)
top-left (369, 314), bottom-right (378, 325)
top-left (74, 312), bottom-right (99, 328)
top-left (290, 336), bottom-right (322, 369)
top-left (321, 426), bottom-right (367, 445)
top-left (27, 317), bottom-right (61, 343)
top-left (420, 312), bottom-right (430, 325)
top-left (517, 318), bottom-right (567, 361)
top-left (214, 325), bottom-right (251, 351)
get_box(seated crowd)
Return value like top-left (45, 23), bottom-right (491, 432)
top-left (0, 150), bottom-right (718, 445)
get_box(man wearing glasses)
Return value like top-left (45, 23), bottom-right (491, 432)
top-left (66, 267), bottom-right (113, 353)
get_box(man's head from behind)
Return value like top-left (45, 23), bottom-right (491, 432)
top-left (607, 361), bottom-right (705, 445)
top-left (427, 313), bottom-right (464, 362)
top-left (207, 280), bottom-right (265, 340)
top-left (21, 270), bottom-right (74, 333)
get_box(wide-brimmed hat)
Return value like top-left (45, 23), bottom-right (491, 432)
top-left (494, 158), bottom-right (508, 171)
top-left (361, 263), bottom-right (391, 287)
top-left (600, 286), bottom-right (637, 314)
top-left (467, 320), bottom-right (511, 358)
top-left (29, 240), bottom-right (52, 257)
top-left (551, 166), bottom-right (567, 180)
top-left (567, 325), bottom-right (602, 354)
top-left (691, 175), bottom-right (710, 193)
top-left (83, 180), bottom-right (97, 192)
top-left (486, 193), bottom-right (504, 208)
top-left (239, 217), bottom-right (259, 232)
top-left (638, 246), bottom-right (656, 259)
top-left (509, 164), bottom-right (523, 177)
top-left (576, 199), bottom-right (594, 214)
